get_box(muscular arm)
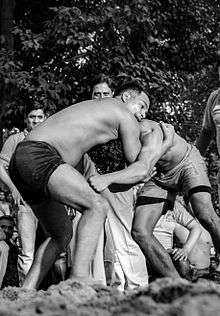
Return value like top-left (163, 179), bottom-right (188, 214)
top-left (196, 128), bottom-right (214, 156)
top-left (119, 112), bottom-right (142, 164)
top-left (89, 122), bottom-right (174, 192)
top-left (0, 160), bottom-right (24, 206)
top-left (172, 220), bottom-right (202, 261)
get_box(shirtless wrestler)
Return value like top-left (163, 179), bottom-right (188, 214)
top-left (90, 118), bottom-right (220, 278)
top-left (8, 82), bottom-right (174, 289)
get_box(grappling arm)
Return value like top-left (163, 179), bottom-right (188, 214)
top-left (89, 122), bottom-right (174, 192)
top-left (0, 160), bottom-right (25, 206)
top-left (172, 220), bottom-right (202, 261)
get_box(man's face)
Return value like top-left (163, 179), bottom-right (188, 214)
top-left (0, 219), bottom-right (14, 241)
top-left (125, 91), bottom-right (149, 121)
top-left (26, 109), bottom-right (46, 131)
top-left (92, 82), bottom-right (113, 100)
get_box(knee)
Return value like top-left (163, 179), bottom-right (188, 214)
top-left (131, 225), bottom-right (151, 245)
top-left (90, 195), bottom-right (109, 218)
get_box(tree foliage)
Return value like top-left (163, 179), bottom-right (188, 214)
top-left (0, 0), bottom-right (220, 206)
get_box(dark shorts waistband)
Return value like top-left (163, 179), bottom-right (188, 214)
top-left (9, 140), bottom-right (65, 205)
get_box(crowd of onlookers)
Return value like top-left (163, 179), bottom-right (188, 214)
top-left (1, 68), bottom-right (220, 291)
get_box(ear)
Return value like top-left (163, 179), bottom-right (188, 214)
top-left (121, 91), bottom-right (132, 103)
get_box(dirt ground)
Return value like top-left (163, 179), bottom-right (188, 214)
top-left (1, 277), bottom-right (220, 315)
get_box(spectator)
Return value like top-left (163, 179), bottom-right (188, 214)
top-left (0, 215), bottom-right (19, 288)
top-left (0, 105), bottom-right (47, 285)
top-left (91, 74), bottom-right (114, 100)
top-left (153, 200), bottom-right (212, 280)
top-left (0, 191), bottom-right (10, 216)
top-left (196, 56), bottom-right (220, 279)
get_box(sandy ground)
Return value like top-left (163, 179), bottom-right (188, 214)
top-left (1, 277), bottom-right (220, 315)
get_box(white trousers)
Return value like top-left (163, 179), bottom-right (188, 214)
top-left (104, 189), bottom-right (148, 291)
top-left (0, 241), bottom-right (9, 288)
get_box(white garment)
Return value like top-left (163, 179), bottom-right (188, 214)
top-left (103, 189), bottom-right (148, 291)
top-left (17, 203), bottom-right (38, 285)
top-left (0, 241), bottom-right (9, 287)
top-left (72, 154), bottom-right (148, 290)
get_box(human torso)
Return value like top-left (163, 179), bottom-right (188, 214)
top-left (140, 119), bottom-right (189, 172)
top-left (26, 99), bottom-right (125, 166)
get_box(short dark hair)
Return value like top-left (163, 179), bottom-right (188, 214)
top-left (0, 215), bottom-right (15, 225)
top-left (114, 81), bottom-right (144, 97)
top-left (24, 102), bottom-right (46, 118)
top-left (91, 74), bottom-right (113, 91)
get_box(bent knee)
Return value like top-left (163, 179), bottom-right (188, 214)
top-left (131, 226), bottom-right (151, 244)
top-left (90, 195), bottom-right (109, 217)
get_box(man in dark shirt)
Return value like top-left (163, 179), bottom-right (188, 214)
top-left (0, 215), bottom-right (19, 288)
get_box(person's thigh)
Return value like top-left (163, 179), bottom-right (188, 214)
top-left (134, 181), bottom-right (175, 231)
top-left (180, 147), bottom-right (211, 198)
top-left (47, 163), bottom-right (103, 211)
top-left (133, 202), bottom-right (166, 233)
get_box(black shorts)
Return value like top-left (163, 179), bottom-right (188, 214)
top-left (9, 141), bottom-right (65, 205)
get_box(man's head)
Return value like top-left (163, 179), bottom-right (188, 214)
top-left (25, 106), bottom-right (47, 131)
top-left (91, 75), bottom-right (113, 100)
top-left (0, 216), bottom-right (14, 241)
top-left (114, 81), bottom-right (150, 121)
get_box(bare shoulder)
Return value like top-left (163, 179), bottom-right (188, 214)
top-left (139, 119), bottom-right (160, 133)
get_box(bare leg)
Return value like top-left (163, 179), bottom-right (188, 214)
top-left (23, 164), bottom-right (109, 289)
top-left (190, 192), bottom-right (220, 252)
top-left (131, 202), bottom-right (180, 278)
top-left (23, 201), bottom-right (72, 289)
top-left (47, 164), bottom-right (109, 279)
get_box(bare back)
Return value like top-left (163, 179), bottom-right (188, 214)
top-left (140, 119), bottom-right (189, 172)
top-left (26, 98), bottom-right (141, 166)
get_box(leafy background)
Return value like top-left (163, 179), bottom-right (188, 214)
top-left (0, 0), bottom-right (220, 208)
